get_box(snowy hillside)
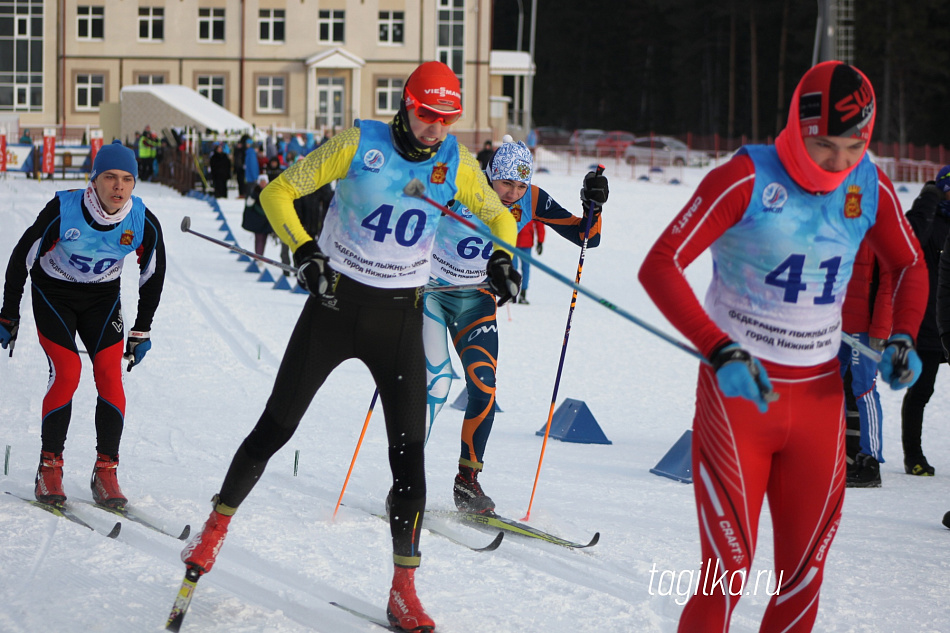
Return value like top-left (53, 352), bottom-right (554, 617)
top-left (0, 167), bottom-right (948, 633)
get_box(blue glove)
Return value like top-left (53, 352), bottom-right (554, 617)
top-left (124, 330), bottom-right (151, 372)
top-left (878, 334), bottom-right (921, 389)
top-left (0, 315), bottom-right (19, 357)
top-left (710, 343), bottom-right (776, 414)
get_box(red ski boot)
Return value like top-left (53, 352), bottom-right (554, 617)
top-left (387, 565), bottom-right (436, 632)
top-left (35, 451), bottom-right (66, 506)
top-left (181, 498), bottom-right (235, 574)
top-left (90, 453), bottom-right (128, 509)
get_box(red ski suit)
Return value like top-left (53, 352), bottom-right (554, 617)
top-left (639, 150), bottom-right (926, 632)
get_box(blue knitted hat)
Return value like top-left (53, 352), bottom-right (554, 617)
top-left (488, 137), bottom-right (533, 184)
top-left (936, 166), bottom-right (950, 194)
top-left (91, 140), bottom-right (138, 181)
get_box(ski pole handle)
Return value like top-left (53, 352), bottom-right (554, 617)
top-left (180, 216), bottom-right (298, 274)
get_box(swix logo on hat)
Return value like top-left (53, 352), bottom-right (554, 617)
top-left (799, 63), bottom-right (874, 141)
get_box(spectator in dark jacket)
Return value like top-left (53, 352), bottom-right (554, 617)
top-left (208, 144), bottom-right (232, 198)
top-left (233, 136), bottom-right (249, 197)
top-left (914, 166), bottom-right (950, 476)
top-left (241, 174), bottom-right (272, 256)
top-left (837, 239), bottom-right (892, 487)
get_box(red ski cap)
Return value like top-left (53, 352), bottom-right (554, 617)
top-left (798, 62), bottom-right (875, 141)
top-left (404, 61), bottom-right (462, 112)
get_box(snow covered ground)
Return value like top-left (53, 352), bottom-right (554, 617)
top-left (0, 165), bottom-right (948, 633)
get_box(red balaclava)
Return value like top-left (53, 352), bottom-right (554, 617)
top-left (775, 61), bottom-right (875, 194)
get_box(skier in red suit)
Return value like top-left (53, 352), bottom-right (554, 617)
top-left (639, 61), bottom-right (927, 632)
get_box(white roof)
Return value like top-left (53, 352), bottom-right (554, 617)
top-left (489, 51), bottom-right (536, 76)
top-left (120, 84), bottom-right (254, 134)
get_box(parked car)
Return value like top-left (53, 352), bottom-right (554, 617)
top-left (594, 130), bottom-right (636, 156)
top-left (532, 126), bottom-right (572, 148)
top-left (569, 128), bottom-right (605, 154)
top-left (623, 136), bottom-right (710, 167)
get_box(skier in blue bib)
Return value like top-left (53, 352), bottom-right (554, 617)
top-left (0, 140), bottom-right (166, 510)
top-left (423, 138), bottom-right (607, 515)
top-left (181, 61), bottom-right (519, 633)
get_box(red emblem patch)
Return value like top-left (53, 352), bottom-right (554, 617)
top-left (843, 185), bottom-right (862, 219)
top-left (510, 203), bottom-right (523, 223)
top-left (430, 163), bottom-right (448, 184)
top-left (120, 229), bottom-right (135, 246)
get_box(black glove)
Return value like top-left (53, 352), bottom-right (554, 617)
top-left (938, 199), bottom-right (950, 219)
top-left (535, 242), bottom-right (543, 255)
top-left (293, 241), bottom-right (333, 297)
top-left (0, 315), bottom-right (19, 357)
top-left (486, 250), bottom-right (522, 306)
top-left (580, 168), bottom-right (609, 220)
top-left (124, 330), bottom-right (151, 372)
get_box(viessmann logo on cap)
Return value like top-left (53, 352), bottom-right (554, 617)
top-left (423, 87), bottom-right (461, 100)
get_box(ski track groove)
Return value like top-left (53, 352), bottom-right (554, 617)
top-left (166, 256), bottom-right (280, 374)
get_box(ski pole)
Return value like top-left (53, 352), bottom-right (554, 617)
top-left (332, 389), bottom-right (379, 520)
top-left (522, 166), bottom-right (603, 522)
top-left (402, 178), bottom-right (704, 361)
top-left (182, 217), bottom-right (487, 294)
top-left (842, 332), bottom-right (882, 362)
top-left (180, 216), bottom-right (297, 273)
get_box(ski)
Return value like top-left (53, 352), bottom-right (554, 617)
top-left (347, 503), bottom-right (504, 552)
top-left (165, 566), bottom-right (202, 632)
top-left (76, 498), bottom-right (191, 540)
top-left (330, 601), bottom-right (401, 631)
top-left (5, 491), bottom-right (121, 538)
top-left (430, 509), bottom-right (599, 549)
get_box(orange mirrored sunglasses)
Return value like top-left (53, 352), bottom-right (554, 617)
top-left (405, 88), bottom-right (462, 126)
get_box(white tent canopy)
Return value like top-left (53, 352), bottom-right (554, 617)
top-left (120, 85), bottom-right (254, 142)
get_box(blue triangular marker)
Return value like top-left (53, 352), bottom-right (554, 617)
top-left (536, 398), bottom-right (611, 444)
top-left (258, 268), bottom-right (275, 283)
top-left (245, 261), bottom-right (261, 274)
top-left (273, 275), bottom-right (292, 290)
top-left (293, 283), bottom-right (309, 294)
top-left (237, 253), bottom-right (251, 263)
top-left (649, 429), bottom-right (693, 483)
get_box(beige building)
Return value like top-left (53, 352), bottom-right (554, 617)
top-left (3, 0), bottom-right (534, 147)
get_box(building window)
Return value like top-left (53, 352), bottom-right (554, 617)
top-left (257, 76), bottom-right (284, 113)
top-left (77, 5), bottom-right (104, 40)
top-left (76, 73), bottom-right (105, 111)
top-left (378, 11), bottom-right (404, 45)
top-left (198, 7), bottom-right (225, 42)
top-left (0, 0), bottom-right (44, 111)
top-left (318, 10), bottom-right (344, 44)
top-left (138, 7), bottom-right (164, 41)
top-left (375, 78), bottom-right (403, 115)
top-left (136, 74), bottom-right (165, 85)
top-left (259, 9), bottom-right (285, 43)
top-left (197, 75), bottom-right (225, 107)
top-left (437, 0), bottom-right (464, 84)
